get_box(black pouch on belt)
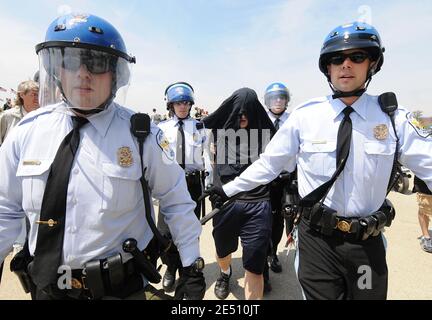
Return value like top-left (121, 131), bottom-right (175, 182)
top-left (320, 207), bottom-right (338, 236)
top-left (309, 203), bottom-right (324, 226)
top-left (84, 260), bottom-right (105, 299)
top-left (359, 215), bottom-right (378, 240)
top-left (107, 254), bottom-right (125, 293)
top-left (372, 211), bottom-right (387, 237)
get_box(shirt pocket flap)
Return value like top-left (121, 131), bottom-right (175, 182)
top-left (16, 159), bottom-right (53, 177)
top-left (302, 141), bottom-right (337, 153)
top-left (101, 162), bottom-right (141, 181)
top-left (364, 141), bottom-right (396, 155)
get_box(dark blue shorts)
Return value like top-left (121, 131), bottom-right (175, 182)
top-left (212, 200), bottom-right (272, 275)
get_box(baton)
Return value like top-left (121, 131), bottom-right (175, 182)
top-left (199, 192), bottom-right (244, 225)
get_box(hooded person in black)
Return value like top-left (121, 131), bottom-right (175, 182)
top-left (203, 88), bottom-right (276, 300)
top-left (204, 88), bottom-right (276, 202)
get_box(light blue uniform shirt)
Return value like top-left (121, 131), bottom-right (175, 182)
top-left (158, 116), bottom-right (206, 173)
top-left (0, 102), bottom-right (201, 268)
top-left (224, 94), bottom-right (432, 218)
top-left (267, 109), bottom-right (289, 128)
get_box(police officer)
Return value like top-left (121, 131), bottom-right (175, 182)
top-left (0, 13), bottom-right (205, 300)
top-left (260, 82), bottom-right (295, 293)
top-left (264, 83), bottom-right (291, 273)
top-left (204, 22), bottom-right (432, 300)
top-left (157, 82), bottom-right (207, 292)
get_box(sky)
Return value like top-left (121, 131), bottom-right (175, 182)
top-left (0, 0), bottom-right (431, 114)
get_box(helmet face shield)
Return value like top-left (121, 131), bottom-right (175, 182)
top-left (264, 83), bottom-right (290, 109)
top-left (38, 46), bottom-right (132, 110)
top-left (265, 91), bottom-right (289, 108)
top-left (165, 83), bottom-right (195, 106)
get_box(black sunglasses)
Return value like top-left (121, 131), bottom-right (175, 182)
top-left (327, 51), bottom-right (370, 65)
top-left (62, 50), bottom-right (117, 74)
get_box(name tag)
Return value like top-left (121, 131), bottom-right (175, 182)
top-left (23, 160), bottom-right (42, 166)
top-left (311, 140), bottom-right (327, 145)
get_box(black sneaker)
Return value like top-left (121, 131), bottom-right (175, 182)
top-left (214, 268), bottom-right (231, 300)
top-left (162, 269), bottom-right (176, 293)
top-left (269, 254), bottom-right (282, 273)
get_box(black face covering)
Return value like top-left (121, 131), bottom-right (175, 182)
top-left (204, 87), bottom-right (275, 133)
top-left (204, 88), bottom-right (275, 198)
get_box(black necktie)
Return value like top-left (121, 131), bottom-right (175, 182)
top-left (336, 106), bottom-right (354, 169)
top-left (274, 118), bottom-right (280, 131)
top-left (299, 106), bottom-right (354, 207)
top-left (31, 116), bottom-right (88, 288)
top-left (176, 120), bottom-right (186, 169)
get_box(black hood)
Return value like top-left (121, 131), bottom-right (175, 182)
top-left (204, 87), bottom-right (276, 133)
top-left (204, 88), bottom-right (276, 190)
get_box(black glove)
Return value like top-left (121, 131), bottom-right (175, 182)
top-left (160, 241), bottom-right (182, 271)
top-left (174, 264), bottom-right (206, 300)
top-left (203, 186), bottom-right (229, 208)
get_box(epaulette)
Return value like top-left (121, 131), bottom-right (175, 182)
top-left (293, 96), bottom-right (328, 111)
top-left (17, 108), bottom-right (54, 126)
top-left (117, 106), bottom-right (135, 120)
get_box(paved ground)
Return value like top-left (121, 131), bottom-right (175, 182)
top-left (0, 190), bottom-right (431, 300)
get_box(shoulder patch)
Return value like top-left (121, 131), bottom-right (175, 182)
top-left (156, 129), bottom-right (175, 160)
top-left (407, 111), bottom-right (432, 138)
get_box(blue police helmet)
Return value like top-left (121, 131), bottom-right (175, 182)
top-left (36, 13), bottom-right (135, 63)
top-left (165, 82), bottom-right (195, 108)
top-left (264, 82), bottom-right (290, 108)
top-left (319, 21), bottom-right (384, 77)
top-left (36, 13), bottom-right (135, 91)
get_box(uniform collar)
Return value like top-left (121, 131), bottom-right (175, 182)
top-left (62, 102), bottom-right (115, 138)
top-left (330, 93), bottom-right (368, 121)
top-left (86, 103), bottom-right (116, 137)
top-left (173, 115), bottom-right (192, 126)
top-left (267, 110), bottom-right (288, 123)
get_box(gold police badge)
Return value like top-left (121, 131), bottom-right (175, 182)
top-left (373, 124), bottom-right (389, 140)
top-left (117, 147), bottom-right (133, 167)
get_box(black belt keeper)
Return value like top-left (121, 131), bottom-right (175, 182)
top-left (359, 215), bottom-right (378, 240)
top-left (84, 260), bottom-right (105, 299)
top-left (320, 208), bottom-right (338, 236)
top-left (107, 254), bottom-right (125, 293)
top-left (309, 203), bottom-right (325, 226)
top-left (372, 211), bottom-right (387, 237)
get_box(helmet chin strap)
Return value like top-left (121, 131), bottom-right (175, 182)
top-left (329, 64), bottom-right (375, 99)
top-left (330, 75), bottom-right (372, 100)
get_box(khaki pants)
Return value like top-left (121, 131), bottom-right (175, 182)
top-left (417, 193), bottom-right (432, 217)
